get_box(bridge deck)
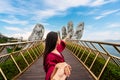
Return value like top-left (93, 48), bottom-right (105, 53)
top-left (18, 49), bottom-right (93, 80)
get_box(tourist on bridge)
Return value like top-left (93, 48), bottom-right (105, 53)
top-left (43, 31), bottom-right (71, 80)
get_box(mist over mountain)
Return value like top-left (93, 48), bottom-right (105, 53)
top-left (0, 33), bottom-right (8, 38)
top-left (104, 39), bottom-right (120, 43)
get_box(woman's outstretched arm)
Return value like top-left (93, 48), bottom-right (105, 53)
top-left (62, 33), bottom-right (70, 42)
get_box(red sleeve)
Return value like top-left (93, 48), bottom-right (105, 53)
top-left (57, 40), bottom-right (66, 53)
top-left (45, 54), bottom-right (56, 80)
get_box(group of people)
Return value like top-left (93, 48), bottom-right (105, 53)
top-left (43, 31), bottom-right (71, 80)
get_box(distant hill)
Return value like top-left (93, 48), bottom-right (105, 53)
top-left (0, 33), bottom-right (7, 38)
top-left (104, 39), bottom-right (120, 43)
top-left (0, 33), bottom-right (16, 43)
top-left (0, 33), bottom-right (8, 43)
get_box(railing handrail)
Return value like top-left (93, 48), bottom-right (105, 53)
top-left (70, 39), bottom-right (120, 46)
top-left (0, 40), bottom-right (43, 46)
top-left (0, 40), bottom-right (44, 80)
top-left (69, 39), bottom-right (120, 59)
top-left (66, 39), bottom-right (120, 80)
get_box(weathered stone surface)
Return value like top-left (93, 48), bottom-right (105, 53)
top-left (60, 21), bottom-right (84, 39)
top-left (75, 22), bottom-right (84, 39)
top-left (62, 26), bottom-right (67, 39)
top-left (57, 31), bottom-right (61, 39)
top-left (67, 21), bottom-right (74, 39)
top-left (28, 24), bottom-right (44, 41)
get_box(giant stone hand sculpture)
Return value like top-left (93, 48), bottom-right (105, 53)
top-left (67, 21), bottom-right (74, 39)
top-left (75, 22), bottom-right (84, 39)
top-left (62, 26), bottom-right (67, 39)
top-left (28, 24), bottom-right (44, 41)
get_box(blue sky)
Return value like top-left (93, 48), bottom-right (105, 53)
top-left (0, 0), bottom-right (120, 41)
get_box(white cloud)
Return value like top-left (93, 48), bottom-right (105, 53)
top-left (90, 0), bottom-right (117, 7)
top-left (43, 29), bottom-right (51, 39)
top-left (0, 0), bottom-right (118, 22)
top-left (44, 0), bottom-right (90, 11)
top-left (32, 0), bottom-right (91, 20)
top-left (82, 30), bottom-right (120, 41)
top-left (102, 9), bottom-right (120, 15)
top-left (95, 9), bottom-right (120, 20)
top-left (0, 0), bottom-right (120, 41)
top-left (81, 24), bottom-right (120, 41)
top-left (0, 0), bottom-right (15, 13)
top-left (0, 15), bottom-right (28, 25)
top-left (77, 9), bottom-right (100, 16)
top-left (4, 27), bottom-right (22, 31)
top-left (6, 27), bottom-right (51, 40)
top-left (0, 19), bottom-right (28, 25)
top-left (108, 23), bottom-right (120, 28)
top-left (4, 25), bottom-right (35, 40)
top-left (5, 32), bottom-right (31, 40)
top-left (32, 9), bottom-right (57, 21)
top-left (95, 15), bottom-right (104, 19)
top-left (87, 9), bottom-right (99, 15)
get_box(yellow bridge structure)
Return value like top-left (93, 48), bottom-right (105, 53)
top-left (0, 40), bottom-right (120, 80)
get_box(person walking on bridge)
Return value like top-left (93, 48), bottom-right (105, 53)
top-left (43, 31), bottom-right (71, 80)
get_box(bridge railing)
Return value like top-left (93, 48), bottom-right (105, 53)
top-left (0, 41), bottom-right (44, 80)
top-left (66, 40), bottom-right (120, 80)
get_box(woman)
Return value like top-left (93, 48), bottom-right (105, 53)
top-left (43, 31), bottom-right (71, 80)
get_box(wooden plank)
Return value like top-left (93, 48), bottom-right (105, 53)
top-left (17, 49), bottom-right (93, 80)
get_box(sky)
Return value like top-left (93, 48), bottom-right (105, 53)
top-left (0, 0), bottom-right (120, 41)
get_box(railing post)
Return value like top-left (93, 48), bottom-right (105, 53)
top-left (84, 50), bottom-right (91, 63)
top-left (12, 44), bottom-right (18, 52)
top-left (69, 43), bottom-right (72, 50)
top-left (10, 54), bottom-right (22, 73)
top-left (71, 43), bottom-right (75, 51)
top-left (0, 68), bottom-right (7, 80)
top-left (31, 47), bottom-right (38, 59)
top-left (77, 45), bottom-right (83, 57)
top-left (36, 43), bottom-right (41, 53)
top-left (90, 52), bottom-right (99, 69)
top-left (34, 45), bottom-right (40, 56)
top-left (0, 40), bottom-right (44, 80)
top-left (27, 50), bottom-right (34, 61)
top-left (74, 44), bottom-right (79, 55)
top-left (98, 57), bottom-right (111, 79)
top-left (67, 39), bottom-right (120, 80)
top-left (20, 51), bottom-right (29, 66)
top-left (73, 43), bottom-right (77, 53)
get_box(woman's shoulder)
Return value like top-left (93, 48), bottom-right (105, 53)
top-left (46, 53), bottom-right (56, 59)
top-left (46, 52), bottom-right (63, 60)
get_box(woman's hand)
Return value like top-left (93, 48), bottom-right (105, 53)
top-left (64, 64), bottom-right (71, 77)
top-left (62, 33), bottom-right (71, 42)
top-left (51, 62), bottom-right (71, 80)
top-left (55, 62), bottom-right (71, 77)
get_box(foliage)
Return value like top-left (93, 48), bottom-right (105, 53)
top-left (0, 37), bottom-right (8, 43)
top-left (67, 43), bottom-right (120, 80)
top-left (0, 37), bottom-right (16, 43)
top-left (7, 47), bottom-right (22, 53)
top-left (0, 59), bottom-right (19, 80)
top-left (0, 44), bottom-right (44, 80)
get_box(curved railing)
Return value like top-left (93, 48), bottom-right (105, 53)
top-left (0, 41), bottom-right (44, 80)
top-left (66, 40), bottom-right (120, 80)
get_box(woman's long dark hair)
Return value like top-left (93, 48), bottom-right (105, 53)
top-left (43, 31), bottom-right (58, 66)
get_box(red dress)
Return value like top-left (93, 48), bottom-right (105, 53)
top-left (44, 41), bottom-right (66, 80)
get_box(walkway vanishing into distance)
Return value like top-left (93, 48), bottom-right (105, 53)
top-left (18, 49), bottom-right (93, 80)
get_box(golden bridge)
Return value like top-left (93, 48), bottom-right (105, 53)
top-left (0, 40), bottom-right (120, 80)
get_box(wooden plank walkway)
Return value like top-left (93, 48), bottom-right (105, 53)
top-left (18, 49), bottom-right (93, 80)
